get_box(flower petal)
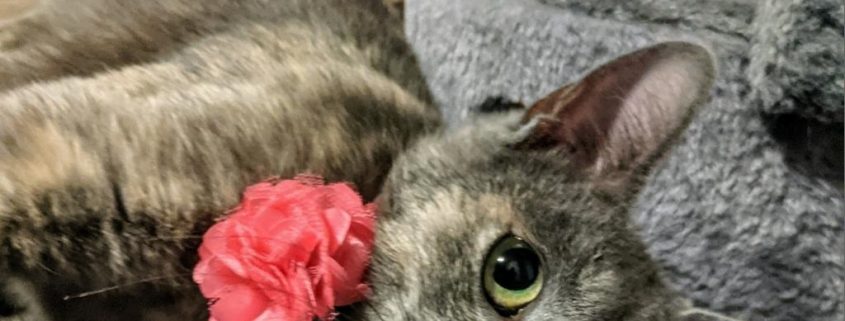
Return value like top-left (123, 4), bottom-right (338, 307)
top-left (321, 208), bottom-right (351, 253)
top-left (193, 175), bottom-right (377, 321)
top-left (208, 284), bottom-right (269, 321)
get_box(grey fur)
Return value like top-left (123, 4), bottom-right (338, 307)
top-left (0, 0), bottom-right (437, 320)
top-left (406, 1), bottom-right (844, 321)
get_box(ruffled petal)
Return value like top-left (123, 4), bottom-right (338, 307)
top-left (252, 306), bottom-right (288, 321)
top-left (321, 208), bottom-right (352, 253)
top-left (328, 241), bottom-right (369, 306)
top-left (195, 256), bottom-right (244, 299)
top-left (325, 183), bottom-right (365, 212)
top-left (208, 284), bottom-right (269, 321)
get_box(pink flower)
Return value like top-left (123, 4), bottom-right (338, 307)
top-left (193, 174), bottom-right (375, 321)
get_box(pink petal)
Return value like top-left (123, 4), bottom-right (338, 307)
top-left (208, 284), bottom-right (269, 321)
top-left (195, 257), bottom-right (243, 299)
top-left (193, 175), bottom-right (379, 321)
top-left (324, 183), bottom-right (365, 213)
top-left (252, 307), bottom-right (289, 321)
top-left (320, 208), bottom-right (352, 253)
top-left (262, 264), bottom-right (319, 320)
top-left (295, 264), bottom-right (330, 319)
top-left (200, 221), bottom-right (237, 259)
top-left (324, 249), bottom-right (367, 306)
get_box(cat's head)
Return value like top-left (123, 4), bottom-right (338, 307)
top-left (361, 42), bottom-right (738, 321)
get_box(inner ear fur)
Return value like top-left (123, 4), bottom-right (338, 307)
top-left (515, 42), bottom-right (715, 190)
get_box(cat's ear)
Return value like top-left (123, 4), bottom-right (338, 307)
top-left (679, 308), bottom-right (743, 321)
top-left (0, 0), bottom-right (41, 25)
top-left (515, 42), bottom-right (715, 191)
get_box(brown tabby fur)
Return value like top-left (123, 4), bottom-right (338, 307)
top-left (0, 0), bottom-right (437, 319)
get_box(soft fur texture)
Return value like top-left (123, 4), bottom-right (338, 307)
top-left (406, 1), bottom-right (843, 321)
top-left (0, 1), bottom-right (438, 320)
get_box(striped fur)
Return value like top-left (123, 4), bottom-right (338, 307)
top-left (0, 0), bottom-right (437, 320)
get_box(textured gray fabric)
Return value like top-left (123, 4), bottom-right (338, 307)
top-left (748, 0), bottom-right (844, 123)
top-left (405, 1), bottom-right (844, 321)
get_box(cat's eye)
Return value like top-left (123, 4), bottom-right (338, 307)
top-left (482, 235), bottom-right (543, 316)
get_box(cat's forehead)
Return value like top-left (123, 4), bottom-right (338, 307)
top-left (390, 112), bottom-right (559, 183)
top-left (380, 111), bottom-right (597, 249)
top-left (383, 187), bottom-right (525, 245)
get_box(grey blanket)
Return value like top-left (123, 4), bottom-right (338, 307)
top-left (406, 1), bottom-right (844, 321)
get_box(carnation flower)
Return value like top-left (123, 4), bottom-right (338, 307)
top-left (193, 174), bottom-right (375, 321)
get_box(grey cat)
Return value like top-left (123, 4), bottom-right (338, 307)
top-left (0, 0), bottom-right (739, 320)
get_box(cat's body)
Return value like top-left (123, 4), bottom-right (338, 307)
top-left (0, 0), bottom-right (437, 319)
top-left (0, 1), bottom-right (738, 321)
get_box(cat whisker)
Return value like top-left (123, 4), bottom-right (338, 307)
top-left (36, 262), bottom-right (60, 275)
top-left (62, 274), bottom-right (187, 300)
top-left (62, 272), bottom-right (334, 317)
top-left (136, 235), bottom-right (332, 258)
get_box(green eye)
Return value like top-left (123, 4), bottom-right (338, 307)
top-left (482, 235), bottom-right (543, 315)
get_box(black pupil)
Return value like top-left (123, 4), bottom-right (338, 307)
top-left (493, 246), bottom-right (540, 290)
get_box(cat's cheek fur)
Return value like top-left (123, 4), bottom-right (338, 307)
top-left (367, 189), bottom-right (519, 320)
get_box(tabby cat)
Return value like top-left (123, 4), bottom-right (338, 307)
top-left (0, 0), bottom-right (738, 320)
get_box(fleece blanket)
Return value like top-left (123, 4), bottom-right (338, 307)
top-left (405, 1), bottom-right (844, 321)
